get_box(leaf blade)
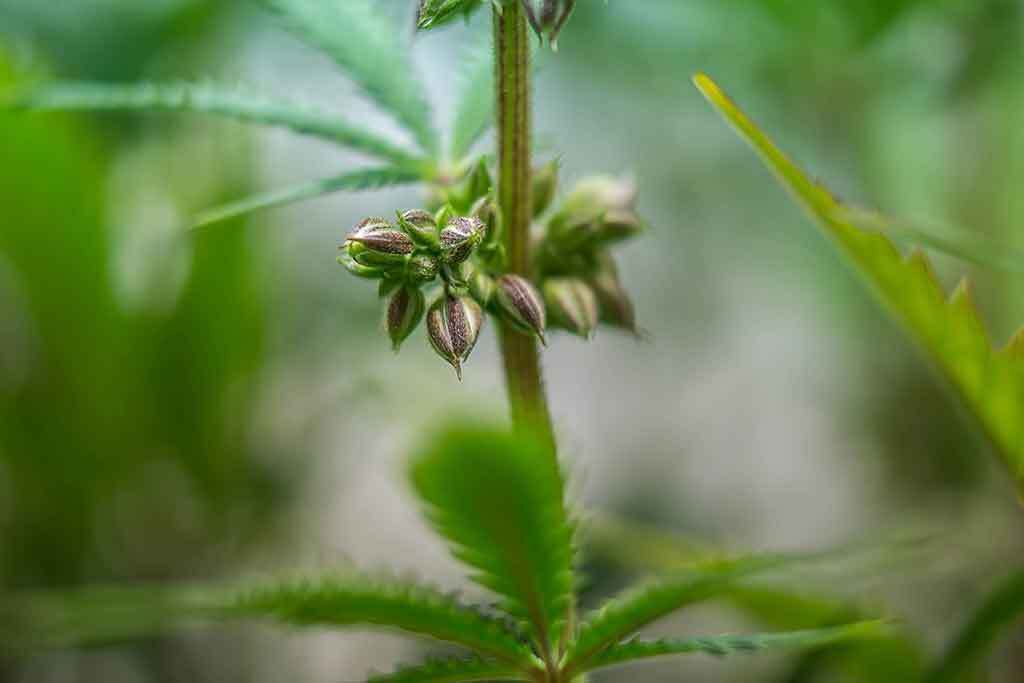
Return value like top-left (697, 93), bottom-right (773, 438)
top-left (0, 575), bottom-right (533, 665)
top-left (192, 167), bottom-right (421, 229)
top-left (694, 73), bottom-right (1024, 496)
top-left (2, 81), bottom-right (420, 165)
top-left (581, 621), bottom-right (890, 674)
top-left (451, 45), bottom-right (495, 160)
top-left (258, 0), bottom-right (437, 154)
top-left (410, 424), bottom-right (575, 654)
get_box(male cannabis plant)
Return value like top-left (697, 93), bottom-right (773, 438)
top-left (1, 1), bottom-right (888, 681)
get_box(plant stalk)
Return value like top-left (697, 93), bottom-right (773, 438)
top-left (494, 0), bottom-right (555, 451)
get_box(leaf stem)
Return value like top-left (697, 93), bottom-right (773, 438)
top-left (494, 0), bottom-right (555, 451)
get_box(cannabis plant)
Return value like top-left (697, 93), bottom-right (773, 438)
top-left (16, 0), bottom-right (1024, 681)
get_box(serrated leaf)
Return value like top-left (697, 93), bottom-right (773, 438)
top-left (0, 575), bottom-right (533, 665)
top-left (694, 73), bottom-right (1024, 497)
top-left (565, 554), bottom-right (791, 674)
top-left (258, 0), bottom-right (437, 154)
top-left (192, 167), bottom-right (421, 229)
top-left (417, 0), bottom-right (485, 31)
top-left (410, 424), bottom-right (575, 654)
top-left (369, 656), bottom-right (527, 683)
top-left (451, 44), bottom-right (495, 160)
top-left (1, 81), bottom-right (419, 165)
top-left (580, 621), bottom-right (890, 674)
top-left (924, 568), bottom-right (1024, 683)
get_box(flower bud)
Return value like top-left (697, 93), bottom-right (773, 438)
top-left (338, 254), bottom-right (385, 279)
top-left (426, 294), bottom-right (484, 380)
top-left (543, 277), bottom-right (599, 338)
top-left (465, 159), bottom-right (492, 206)
top-left (589, 258), bottom-right (637, 333)
top-left (397, 209), bottom-right (439, 248)
top-left (532, 160), bottom-right (559, 217)
top-left (439, 216), bottom-right (486, 265)
top-left (470, 196), bottom-right (499, 244)
top-left (406, 254), bottom-right (440, 285)
top-left (469, 269), bottom-right (497, 306)
top-left (496, 274), bottom-right (547, 345)
top-left (386, 285), bottom-right (426, 351)
top-left (591, 209), bottom-right (644, 244)
top-left (522, 0), bottom-right (576, 46)
top-left (346, 217), bottom-right (414, 267)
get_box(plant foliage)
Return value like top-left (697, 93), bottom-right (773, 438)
top-left (694, 73), bottom-right (1024, 497)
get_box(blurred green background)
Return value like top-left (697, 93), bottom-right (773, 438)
top-left (1, 0), bottom-right (1022, 681)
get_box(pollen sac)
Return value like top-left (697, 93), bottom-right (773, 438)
top-left (439, 216), bottom-right (486, 265)
top-left (345, 217), bottom-right (414, 267)
top-left (397, 209), bottom-right (439, 248)
top-left (544, 277), bottom-right (599, 339)
top-left (386, 285), bottom-right (426, 351)
top-left (521, 0), bottom-right (576, 45)
top-left (496, 274), bottom-right (547, 345)
top-left (592, 209), bottom-right (644, 245)
top-left (406, 254), bottom-right (440, 285)
top-left (470, 196), bottom-right (498, 244)
top-left (532, 160), bottom-right (559, 217)
top-left (426, 294), bottom-right (484, 380)
top-left (549, 176), bottom-right (643, 249)
top-left (589, 256), bottom-right (637, 334)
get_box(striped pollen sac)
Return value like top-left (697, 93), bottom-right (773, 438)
top-left (426, 294), bottom-right (484, 380)
top-left (386, 286), bottom-right (426, 351)
top-left (439, 216), bottom-right (486, 265)
top-left (544, 277), bottom-right (599, 338)
top-left (496, 274), bottom-right (547, 345)
top-left (347, 217), bottom-right (414, 255)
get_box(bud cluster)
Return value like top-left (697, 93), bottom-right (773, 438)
top-left (338, 157), bottom-right (643, 379)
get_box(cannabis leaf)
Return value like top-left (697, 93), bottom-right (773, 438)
top-left (694, 73), bottom-right (1024, 497)
top-left (2, 81), bottom-right (419, 166)
top-left (369, 656), bottom-right (524, 683)
top-left (410, 424), bottom-right (576, 654)
top-left (417, 0), bottom-right (486, 31)
top-left (450, 45), bottom-right (495, 160)
top-left (258, 0), bottom-right (437, 154)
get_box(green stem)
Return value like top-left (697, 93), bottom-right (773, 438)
top-left (494, 0), bottom-right (555, 450)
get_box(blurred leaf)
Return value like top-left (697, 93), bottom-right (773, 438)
top-left (581, 621), bottom-right (890, 674)
top-left (565, 554), bottom-right (791, 675)
top-left (451, 44), bottom-right (495, 160)
top-left (1, 575), bottom-right (533, 664)
top-left (417, 0), bottom-right (485, 31)
top-left (410, 424), bottom-right (575, 653)
top-left (369, 656), bottom-right (526, 683)
top-left (2, 81), bottom-right (419, 165)
top-left (192, 167), bottom-right (421, 229)
top-left (258, 0), bottom-right (437, 154)
top-left (924, 568), bottom-right (1024, 683)
top-left (694, 73), bottom-right (1024, 498)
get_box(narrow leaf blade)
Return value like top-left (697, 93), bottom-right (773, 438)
top-left (451, 45), bottom-right (494, 160)
top-left (410, 424), bottom-right (575, 653)
top-left (925, 568), bottom-right (1024, 683)
top-left (0, 575), bottom-right (532, 664)
top-left (192, 167), bottom-right (421, 229)
top-left (2, 81), bottom-right (419, 164)
top-left (582, 621), bottom-right (890, 674)
top-left (694, 73), bottom-right (1024, 496)
top-left (566, 554), bottom-right (790, 673)
top-left (258, 0), bottom-right (437, 154)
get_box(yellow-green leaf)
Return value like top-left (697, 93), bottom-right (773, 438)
top-left (694, 73), bottom-right (1024, 497)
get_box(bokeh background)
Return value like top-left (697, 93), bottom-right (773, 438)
top-left (1, 0), bottom-right (1023, 681)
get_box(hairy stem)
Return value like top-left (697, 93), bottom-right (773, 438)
top-left (495, 0), bottom-right (555, 450)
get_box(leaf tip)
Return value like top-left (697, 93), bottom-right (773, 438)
top-left (1002, 327), bottom-right (1024, 360)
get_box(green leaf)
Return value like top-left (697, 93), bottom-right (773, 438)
top-left (580, 621), bottom-right (890, 674)
top-left (925, 568), bottom-right (1024, 683)
top-left (450, 45), bottom-right (495, 160)
top-left (565, 554), bottom-right (791, 675)
top-left (192, 167), bottom-right (421, 229)
top-left (1, 81), bottom-right (419, 165)
top-left (369, 657), bottom-right (527, 683)
top-left (694, 73), bottom-right (1024, 497)
top-left (410, 424), bottom-right (575, 654)
top-left (258, 0), bottom-right (437, 154)
top-left (0, 575), bottom-right (533, 665)
top-left (417, 0), bottom-right (485, 31)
